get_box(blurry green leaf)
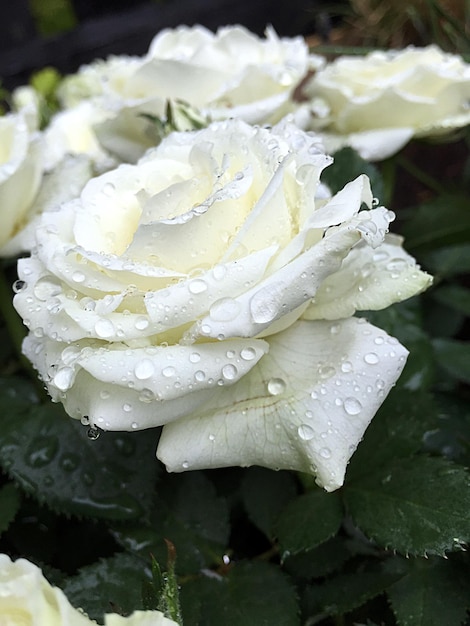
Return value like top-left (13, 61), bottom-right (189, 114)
top-left (345, 456), bottom-right (470, 555)
top-left (0, 483), bottom-right (21, 536)
top-left (63, 552), bottom-right (148, 624)
top-left (283, 536), bottom-right (351, 580)
top-left (321, 147), bottom-right (384, 199)
top-left (29, 0), bottom-right (76, 35)
top-left (276, 489), bottom-right (343, 558)
top-left (421, 243), bottom-right (470, 277)
top-left (401, 194), bottom-right (470, 251)
top-left (431, 284), bottom-right (470, 317)
top-left (388, 557), bottom-right (469, 626)
top-left (113, 472), bottom-right (229, 575)
top-left (302, 567), bottom-right (402, 619)
top-left (346, 389), bottom-right (438, 482)
top-left (423, 393), bottom-right (470, 466)
top-left (180, 561), bottom-right (300, 626)
top-left (432, 338), bottom-right (470, 384)
top-left (241, 467), bottom-right (298, 538)
top-left (0, 385), bottom-right (159, 520)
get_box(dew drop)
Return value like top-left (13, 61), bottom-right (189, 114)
top-left (195, 370), bottom-right (206, 382)
top-left (319, 447), bottom-right (332, 459)
top-left (188, 278), bottom-right (208, 294)
top-left (134, 316), bottom-right (149, 331)
top-left (12, 279), bottom-right (26, 293)
top-left (341, 361), bottom-right (353, 373)
top-left (319, 365), bottom-right (335, 379)
top-left (267, 377), bottom-right (286, 396)
top-left (33, 277), bottom-right (62, 301)
top-left (53, 367), bottom-right (75, 391)
top-left (87, 427), bottom-right (100, 440)
top-left (182, 461), bottom-right (189, 469)
top-left (222, 363), bottom-right (238, 380)
top-left (162, 365), bottom-right (176, 378)
top-left (139, 388), bottom-right (155, 403)
top-left (329, 324), bottom-right (341, 335)
top-left (240, 347), bottom-right (257, 361)
top-left (364, 352), bottom-right (379, 365)
top-left (131, 422), bottom-right (139, 429)
top-left (298, 424), bottom-right (314, 441)
top-left (123, 403), bottom-right (133, 412)
top-left (209, 297), bottom-right (241, 322)
top-left (344, 397), bottom-right (362, 416)
top-left (189, 352), bottom-right (201, 363)
top-left (80, 415), bottom-right (90, 426)
top-left (72, 271), bottom-right (86, 283)
top-left (134, 359), bottom-right (155, 380)
top-left (94, 319), bottom-right (115, 339)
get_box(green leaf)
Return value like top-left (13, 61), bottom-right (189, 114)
top-left (0, 392), bottom-right (160, 520)
top-left (322, 146), bottom-right (384, 198)
top-left (283, 536), bottom-right (351, 580)
top-left (432, 338), bottom-right (470, 384)
top-left (421, 243), bottom-right (470, 277)
top-left (401, 194), bottom-right (470, 251)
top-left (0, 483), bottom-right (21, 536)
top-left (302, 567), bottom-right (402, 619)
top-left (344, 456), bottom-right (470, 555)
top-left (423, 394), bottom-right (470, 466)
top-left (63, 552), bottom-right (149, 624)
top-left (431, 284), bottom-right (470, 317)
top-left (276, 489), bottom-right (343, 558)
top-left (388, 557), bottom-right (469, 626)
top-left (346, 389), bottom-right (438, 482)
top-left (112, 472), bottom-right (230, 575)
top-left (241, 467), bottom-right (298, 538)
top-left (180, 561), bottom-right (300, 626)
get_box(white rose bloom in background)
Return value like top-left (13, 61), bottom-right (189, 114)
top-left (0, 108), bottom-right (43, 253)
top-left (14, 119), bottom-right (431, 491)
top-left (0, 553), bottom-right (179, 626)
top-left (57, 25), bottom-right (320, 162)
top-left (300, 45), bottom-right (470, 160)
top-left (0, 553), bottom-right (93, 625)
top-left (0, 91), bottom-right (95, 257)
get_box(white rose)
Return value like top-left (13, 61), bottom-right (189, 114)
top-left (0, 553), bottom-right (93, 625)
top-left (0, 553), bottom-right (179, 626)
top-left (14, 119), bottom-right (431, 491)
top-left (0, 109), bottom-right (43, 252)
top-left (57, 26), bottom-right (320, 162)
top-left (301, 45), bottom-right (470, 160)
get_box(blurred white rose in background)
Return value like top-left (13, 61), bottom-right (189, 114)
top-left (300, 45), bottom-right (470, 160)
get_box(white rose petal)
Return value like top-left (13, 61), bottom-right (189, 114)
top-left (14, 119), bottom-right (431, 487)
top-left (157, 317), bottom-right (408, 491)
top-left (303, 45), bottom-right (470, 159)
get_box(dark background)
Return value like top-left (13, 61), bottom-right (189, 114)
top-left (0, 0), bottom-right (333, 91)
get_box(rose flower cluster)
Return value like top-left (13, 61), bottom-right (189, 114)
top-left (4, 24), bottom-right (461, 491)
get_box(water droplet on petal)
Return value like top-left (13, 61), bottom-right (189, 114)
top-left (162, 365), bottom-right (176, 378)
top-left (135, 316), bottom-right (149, 331)
top-left (267, 378), bottom-right (286, 396)
top-left (209, 297), bottom-right (241, 322)
top-left (94, 319), bottom-right (115, 339)
top-left (72, 271), bottom-right (86, 283)
top-left (87, 427), bottom-right (100, 440)
top-left (53, 367), bottom-right (75, 391)
top-left (364, 352), bottom-right (379, 365)
top-left (33, 277), bottom-right (62, 301)
top-left (195, 370), bottom-right (206, 382)
top-left (341, 361), bottom-right (353, 373)
top-left (188, 278), bottom-right (208, 294)
top-left (189, 352), bottom-right (201, 363)
top-left (81, 415), bottom-right (90, 426)
top-left (134, 359), bottom-right (155, 380)
top-left (319, 447), bottom-right (332, 459)
top-left (344, 397), bottom-right (362, 416)
top-left (182, 460), bottom-right (189, 469)
top-left (240, 347), bottom-right (257, 361)
top-left (12, 280), bottom-right (27, 293)
top-left (319, 365), bottom-right (335, 379)
top-left (298, 424), bottom-right (314, 440)
top-left (222, 363), bottom-right (238, 380)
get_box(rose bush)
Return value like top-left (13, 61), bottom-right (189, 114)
top-left (13, 119), bottom-right (431, 490)
top-left (57, 25), bottom-right (320, 161)
top-left (0, 554), bottom-right (178, 625)
top-left (300, 45), bottom-right (470, 160)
